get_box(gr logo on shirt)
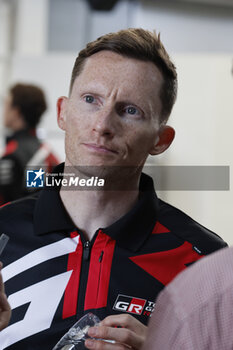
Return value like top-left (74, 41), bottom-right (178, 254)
top-left (113, 294), bottom-right (146, 315)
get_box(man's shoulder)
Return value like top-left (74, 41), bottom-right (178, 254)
top-left (0, 191), bottom-right (40, 224)
top-left (157, 198), bottom-right (227, 253)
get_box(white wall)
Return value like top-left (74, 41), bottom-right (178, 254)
top-left (0, 0), bottom-right (233, 244)
top-left (153, 54), bottom-right (233, 243)
top-left (133, 1), bottom-right (233, 53)
top-left (132, 1), bottom-right (233, 244)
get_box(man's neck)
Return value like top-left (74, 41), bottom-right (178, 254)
top-left (59, 163), bottom-right (140, 241)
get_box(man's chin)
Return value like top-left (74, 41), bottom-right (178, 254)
top-left (68, 165), bottom-right (117, 179)
top-left (68, 165), bottom-right (141, 190)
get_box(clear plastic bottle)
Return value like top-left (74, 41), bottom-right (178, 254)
top-left (52, 313), bottom-right (100, 350)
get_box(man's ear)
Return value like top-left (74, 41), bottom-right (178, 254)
top-left (57, 96), bottom-right (68, 131)
top-left (149, 125), bottom-right (175, 155)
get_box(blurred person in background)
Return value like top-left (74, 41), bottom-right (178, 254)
top-left (141, 245), bottom-right (233, 350)
top-left (0, 83), bottom-right (59, 205)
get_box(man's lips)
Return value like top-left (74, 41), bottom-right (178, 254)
top-left (82, 143), bottom-right (118, 154)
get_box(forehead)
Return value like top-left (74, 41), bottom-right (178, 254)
top-left (72, 51), bottom-right (163, 112)
top-left (84, 50), bottom-right (160, 74)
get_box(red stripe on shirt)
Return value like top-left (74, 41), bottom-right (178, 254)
top-left (130, 241), bottom-right (203, 286)
top-left (62, 231), bottom-right (83, 319)
top-left (84, 231), bottom-right (116, 311)
top-left (152, 221), bottom-right (170, 234)
top-left (0, 201), bottom-right (11, 208)
top-left (2, 140), bottom-right (18, 156)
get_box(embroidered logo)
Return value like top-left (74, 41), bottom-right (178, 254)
top-left (113, 294), bottom-right (155, 316)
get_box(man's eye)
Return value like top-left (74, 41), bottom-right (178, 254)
top-left (125, 106), bottom-right (139, 115)
top-left (84, 95), bottom-right (95, 103)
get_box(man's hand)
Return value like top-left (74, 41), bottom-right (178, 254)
top-left (85, 314), bottom-right (147, 350)
top-left (0, 262), bottom-right (11, 331)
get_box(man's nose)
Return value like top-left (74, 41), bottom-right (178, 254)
top-left (92, 106), bottom-right (120, 137)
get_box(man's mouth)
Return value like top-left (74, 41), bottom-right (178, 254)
top-left (82, 143), bottom-right (118, 154)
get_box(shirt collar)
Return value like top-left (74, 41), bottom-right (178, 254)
top-left (34, 163), bottom-right (159, 252)
top-left (34, 163), bottom-right (75, 235)
top-left (102, 173), bottom-right (159, 251)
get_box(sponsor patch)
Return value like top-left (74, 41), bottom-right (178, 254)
top-left (113, 294), bottom-right (155, 317)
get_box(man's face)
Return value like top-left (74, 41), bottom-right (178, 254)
top-left (58, 51), bottom-right (173, 176)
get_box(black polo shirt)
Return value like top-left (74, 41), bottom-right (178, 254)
top-left (0, 165), bottom-right (227, 350)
